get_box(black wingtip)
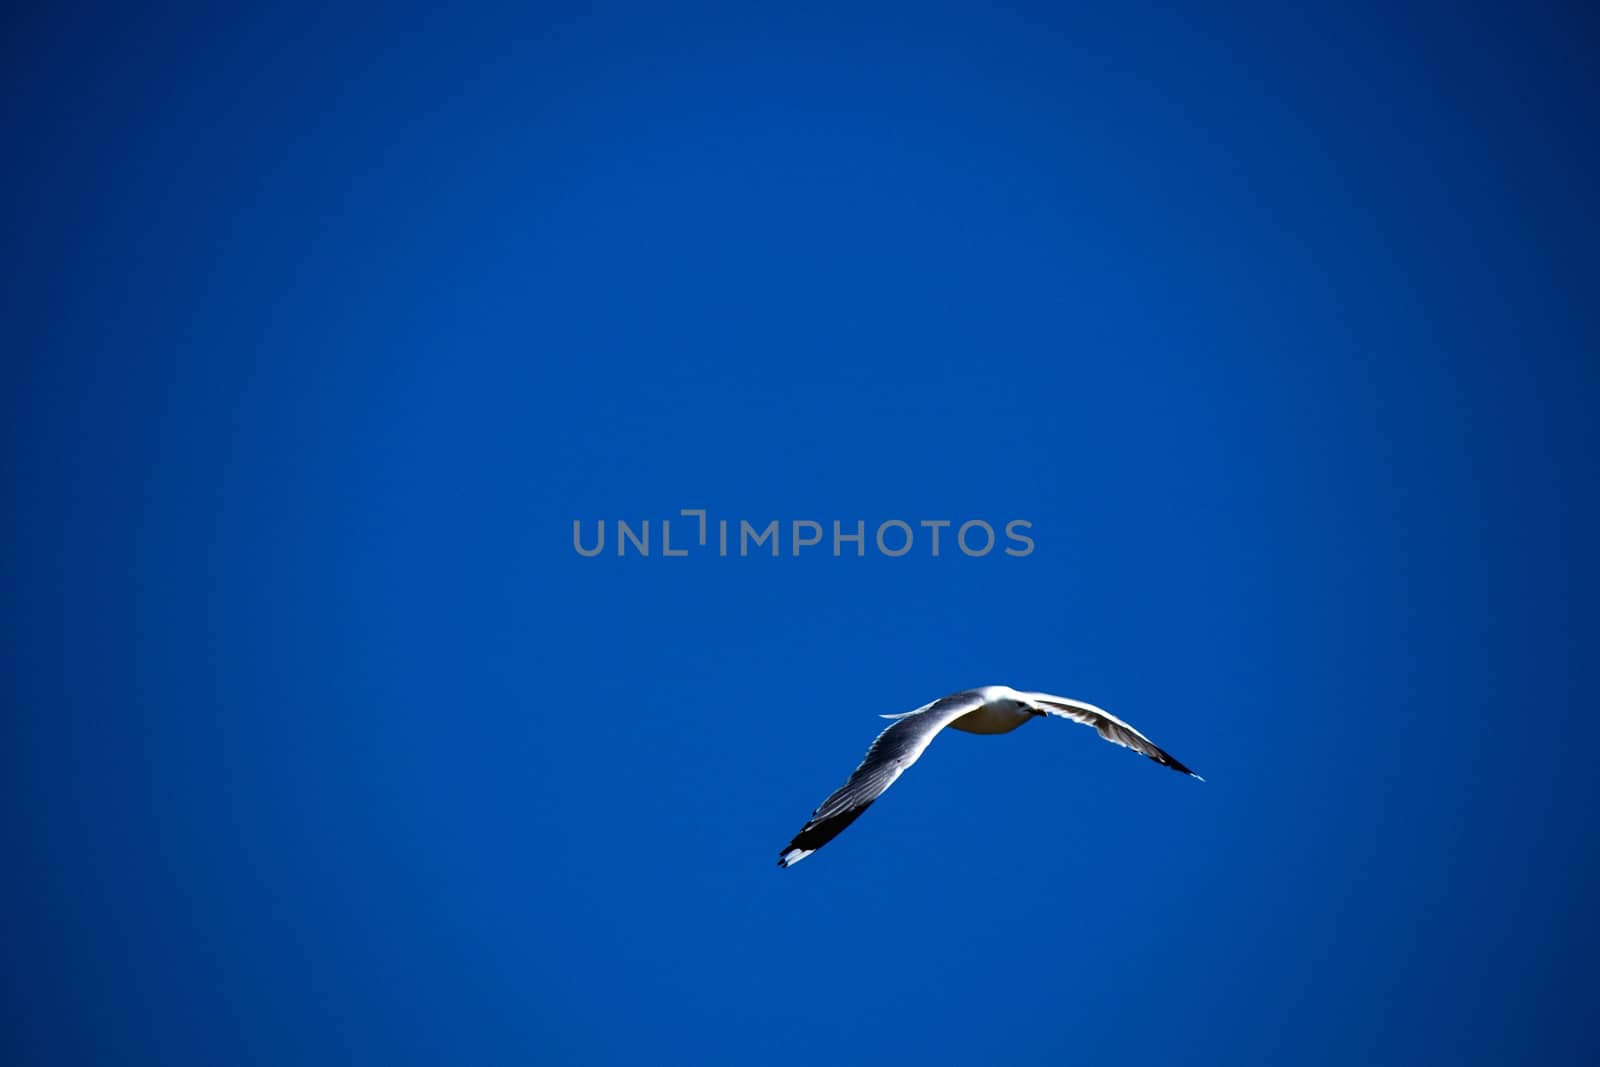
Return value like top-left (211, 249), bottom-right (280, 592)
top-left (1152, 752), bottom-right (1200, 778)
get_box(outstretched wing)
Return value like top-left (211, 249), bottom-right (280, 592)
top-left (777, 690), bottom-right (988, 867)
top-left (1023, 692), bottom-right (1202, 779)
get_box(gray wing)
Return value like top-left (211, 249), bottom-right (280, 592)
top-left (777, 690), bottom-right (988, 867)
top-left (1024, 691), bottom-right (1202, 779)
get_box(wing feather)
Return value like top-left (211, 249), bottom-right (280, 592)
top-left (777, 690), bottom-right (987, 867)
top-left (1024, 692), bottom-right (1202, 779)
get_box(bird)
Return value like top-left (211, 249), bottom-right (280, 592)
top-left (777, 685), bottom-right (1201, 867)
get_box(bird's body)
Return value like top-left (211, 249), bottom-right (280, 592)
top-left (938, 688), bottom-right (1033, 734)
top-left (777, 684), bottom-right (1200, 867)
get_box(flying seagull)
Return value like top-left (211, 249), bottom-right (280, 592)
top-left (778, 685), bottom-right (1201, 867)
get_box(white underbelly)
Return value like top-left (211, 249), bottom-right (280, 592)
top-left (948, 705), bottom-right (1031, 735)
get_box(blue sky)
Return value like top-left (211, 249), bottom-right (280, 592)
top-left (6, 4), bottom-right (1598, 1065)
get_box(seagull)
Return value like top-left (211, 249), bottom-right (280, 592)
top-left (777, 685), bottom-right (1201, 867)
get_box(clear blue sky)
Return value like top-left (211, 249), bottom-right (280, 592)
top-left (6, 4), bottom-right (1598, 1065)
